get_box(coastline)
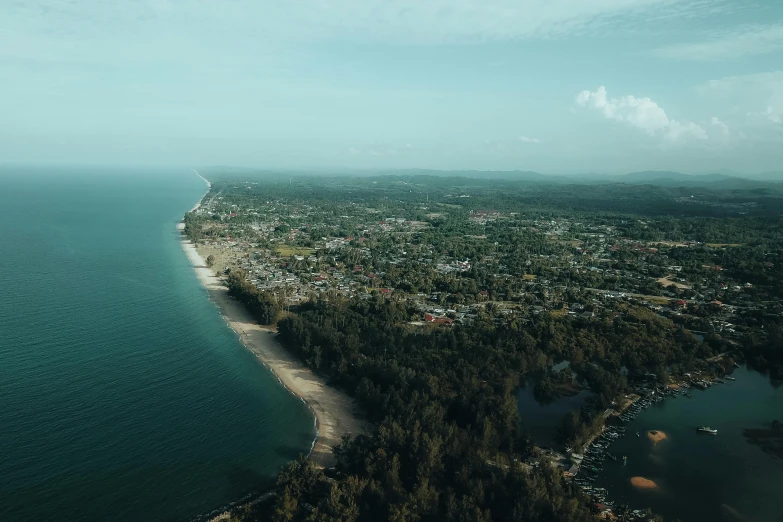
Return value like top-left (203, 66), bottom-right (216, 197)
top-left (177, 190), bottom-right (362, 471)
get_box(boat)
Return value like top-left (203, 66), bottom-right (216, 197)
top-left (697, 426), bottom-right (718, 434)
top-left (636, 432), bottom-right (640, 437)
top-left (726, 376), bottom-right (736, 381)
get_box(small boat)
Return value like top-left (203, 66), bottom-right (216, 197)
top-left (697, 426), bottom-right (718, 434)
top-left (726, 376), bottom-right (736, 381)
top-left (636, 432), bottom-right (640, 437)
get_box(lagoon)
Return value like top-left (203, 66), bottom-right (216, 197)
top-left (593, 367), bottom-right (783, 522)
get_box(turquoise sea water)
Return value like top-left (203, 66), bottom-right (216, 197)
top-left (0, 167), bottom-right (313, 522)
top-left (593, 367), bottom-right (783, 522)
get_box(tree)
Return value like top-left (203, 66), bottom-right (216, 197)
top-left (206, 254), bottom-right (215, 268)
top-left (274, 486), bottom-right (298, 522)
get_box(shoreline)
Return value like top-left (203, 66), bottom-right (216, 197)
top-left (177, 186), bottom-right (363, 472)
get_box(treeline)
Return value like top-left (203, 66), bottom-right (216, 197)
top-left (267, 299), bottom-right (594, 522)
top-left (532, 367), bottom-right (576, 404)
top-left (225, 269), bottom-right (282, 325)
top-left (229, 296), bottom-right (710, 521)
top-left (746, 321), bottom-right (783, 381)
top-left (210, 173), bottom-right (783, 218)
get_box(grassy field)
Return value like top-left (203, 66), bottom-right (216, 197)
top-left (644, 295), bottom-right (672, 305)
top-left (275, 245), bottom-right (316, 256)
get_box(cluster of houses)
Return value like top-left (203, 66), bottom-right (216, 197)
top-left (193, 192), bottom-right (765, 337)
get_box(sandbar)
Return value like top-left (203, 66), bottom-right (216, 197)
top-left (177, 218), bottom-right (363, 468)
top-left (630, 476), bottom-right (658, 489)
top-left (647, 430), bottom-right (667, 444)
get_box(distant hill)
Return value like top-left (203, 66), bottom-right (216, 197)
top-left (363, 169), bottom-right (783, 187)
top-left (745, 171), bottom-right (783, 182)
top-left (208, 166), bottom-right (783, 188)
top-left (618, 171), bottom-right (736, 186)
top-left (369, 169), bottom-right (561, 183)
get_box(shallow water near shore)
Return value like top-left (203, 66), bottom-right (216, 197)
top-left (592, 367), bottom-right (783, 522)
top-left (0, 167), bottom-right (313, 522)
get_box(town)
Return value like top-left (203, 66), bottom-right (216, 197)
top-left (185, 175), bottom-right (774, 345)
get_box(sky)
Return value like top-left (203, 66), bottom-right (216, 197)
top-left (2, 0), bottom-right (783, 174)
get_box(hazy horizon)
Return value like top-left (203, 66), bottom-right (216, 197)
top-left (1, 163), bottom-right (781, 181)
top-left (2, 1), bottom-right (782, 173)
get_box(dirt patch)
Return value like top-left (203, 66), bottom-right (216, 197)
top-left (657, 276), bottom-right (690, 290)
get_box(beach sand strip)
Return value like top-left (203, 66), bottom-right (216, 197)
top-left (177, 222), bottom-right (364, 468)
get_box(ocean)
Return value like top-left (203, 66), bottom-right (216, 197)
top-left (0, 167), bottom-right (314, 522)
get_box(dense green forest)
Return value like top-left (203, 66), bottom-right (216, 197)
top-left (223, 275), bottom-right (720, 521)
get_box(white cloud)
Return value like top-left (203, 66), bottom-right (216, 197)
top-left (764, 107), bottom-right (782, 124)
top-left (1, 0), bottom-right (738, 53)
top-left (710, 117), bottom-right (730, 136)
top-left (666, 120), bottom-right (708, 142)
top-left (746, 107), bottom-right (783, 124)
top-left (700, 72), bottom-right (783, 126)
top-left (518, 135), bottom-right (542, 144)
top-left (575, 86), bottom-right (707, 142)
top-left (649, 23), bottom-right (783, 61)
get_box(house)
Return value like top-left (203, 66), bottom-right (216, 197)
top-left (424, 314), bottom-right (453, 325)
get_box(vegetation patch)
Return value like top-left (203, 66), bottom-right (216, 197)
top-left (275, 245), bottom-right (316, 257)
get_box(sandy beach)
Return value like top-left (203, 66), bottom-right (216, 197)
top-left (177, 220), bottom-right (363, 468)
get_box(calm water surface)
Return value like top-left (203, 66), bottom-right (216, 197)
top-left (516, 369), bottom-right (592, 447)
top-left (594, 367), bottom-right (783, 522)
top-left (0, 167), bottom-right (313, 522)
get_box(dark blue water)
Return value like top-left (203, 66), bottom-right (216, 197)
top-left (0, 167), bottom-right (313, 522)
top-left (594, 367), bottom-right (783, 522)
top-left (516, 382), bottom-right (591, 447)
